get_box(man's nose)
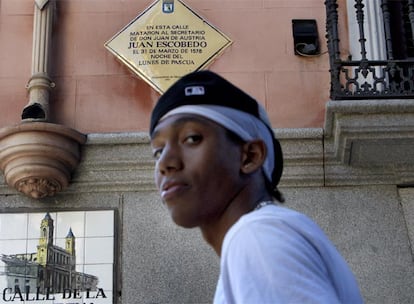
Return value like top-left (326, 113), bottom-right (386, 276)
top-left (156, 143), bottom-right (183, 175)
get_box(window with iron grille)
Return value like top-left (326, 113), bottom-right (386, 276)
top-left (325, 0), bottom-right (414, 99)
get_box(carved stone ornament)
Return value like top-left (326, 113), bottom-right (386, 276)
top-left (16, 178), bottom-right (61, 199)
top-left (0, 122), bottom-right (86, 198)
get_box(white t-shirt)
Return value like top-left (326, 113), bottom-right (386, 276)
top-left (213, 205), bottom-right (363, 304)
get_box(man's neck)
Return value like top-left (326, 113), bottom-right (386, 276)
top-left (199, 182), bottom-right (272, 256)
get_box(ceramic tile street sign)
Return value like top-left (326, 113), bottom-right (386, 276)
top-left (105, 0), bottom-right (232, 93)
top-left (0, 210), bottom-right (115, 304)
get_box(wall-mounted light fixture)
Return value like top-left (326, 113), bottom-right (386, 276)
top-left (292, 19), bottom-right (320, 56)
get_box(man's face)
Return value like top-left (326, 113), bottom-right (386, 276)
top-left (150, 114), bottom-right (245, 228)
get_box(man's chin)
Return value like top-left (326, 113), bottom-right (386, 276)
top-left (171, 215), bottom-right (199, 229)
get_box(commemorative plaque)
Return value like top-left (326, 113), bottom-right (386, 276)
top-left (105, 0), bottom-right (232, 93)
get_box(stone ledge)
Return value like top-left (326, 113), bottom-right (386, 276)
top-left (276, 128), bottom-right (324, 187)
top-left (1, 104), bottom-right (411, 197)
top-left (67, 128), bottom-right (325, 193)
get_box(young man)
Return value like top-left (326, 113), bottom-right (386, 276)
top-left (149, 70), bottom-right (363, 303)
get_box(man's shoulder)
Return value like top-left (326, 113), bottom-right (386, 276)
top-left (224, 205), bottom-right (316, 245)
top-left (223, 205), bottom-right (329, 255)
top-left (239, 205), bottom-right (315, 230)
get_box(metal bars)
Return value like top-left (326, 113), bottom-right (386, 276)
top-left (325, 0), bottom-right (414, 99)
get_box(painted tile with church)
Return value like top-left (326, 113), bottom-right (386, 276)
top-left (0, 210), bottom-right (115, 304)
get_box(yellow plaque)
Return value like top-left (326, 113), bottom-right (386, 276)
top-left (105, 0), bottom-right (232, 93)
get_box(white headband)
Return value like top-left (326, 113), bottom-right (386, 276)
top-left (160, 105), bottom-right (275, 183)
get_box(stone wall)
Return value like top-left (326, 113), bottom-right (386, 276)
top-left (0, 128), bottom-right (413, 303)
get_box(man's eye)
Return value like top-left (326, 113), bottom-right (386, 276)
top-left (153, 149), bottom-right (162, 159)
top-left (185, 135), bottom-right (202, 144)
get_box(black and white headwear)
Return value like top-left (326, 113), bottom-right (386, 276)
top-left (150, 70), bottom-right (284, 201)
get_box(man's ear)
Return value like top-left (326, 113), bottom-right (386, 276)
top-left (240, 140), bottom-right (267, 174)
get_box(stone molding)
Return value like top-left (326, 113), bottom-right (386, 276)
top-left (275, 128), bottom-right (324, 187)
top-left (0, 102), bottom-right (412, 196)
top-left (0, 128), bottom-right (317, 196)
top-left (25, 129), bottom-right (325, 195)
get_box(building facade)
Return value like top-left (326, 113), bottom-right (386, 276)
top-left (0, 0), bottom-right (413, 303)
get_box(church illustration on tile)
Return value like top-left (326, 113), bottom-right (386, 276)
top-left (1, 212), bottom-right (98, 295)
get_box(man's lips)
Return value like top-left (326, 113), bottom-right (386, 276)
top-left (161, 181), bottom-right (189, 199)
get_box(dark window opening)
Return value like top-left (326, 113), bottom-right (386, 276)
top-left (387, 0), bottom-right (414, 59)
